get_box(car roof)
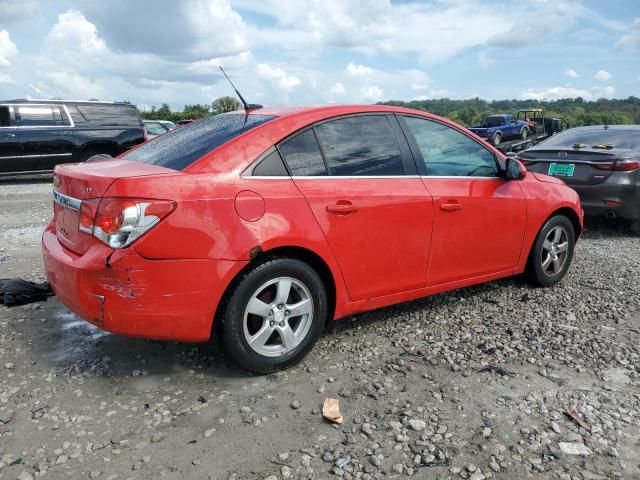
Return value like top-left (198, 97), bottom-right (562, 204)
top-left (561, 125), bottom-right (640, 132)
top-left (1, 99), bottom-right (133, 106)
top-left (242, 104), bottom-right (438, 120)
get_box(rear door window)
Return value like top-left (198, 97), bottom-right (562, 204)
top-left (123, 113), bottom-right (275, 171)
top-left (76, 104), bottom-right (141, 127)
top-left (314, 115), bottom-right (406, 176)
top-left (401, 116), bottom-right (498, 177)
top-left (278, 129), bottom-right (327, 176)
top-left (16, 105), bottom-right (57, 126)
top-left (0, 106), bottom-right (13, 127)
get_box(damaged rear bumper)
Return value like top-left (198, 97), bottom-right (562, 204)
top-left (42, 226), bottom-right (247, 342)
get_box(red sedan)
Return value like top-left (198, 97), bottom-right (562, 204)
top-left (43, 105), bottom-right (582, 373)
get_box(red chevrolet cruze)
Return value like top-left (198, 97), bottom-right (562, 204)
top-left (43, 105), bottom-right (582, 373)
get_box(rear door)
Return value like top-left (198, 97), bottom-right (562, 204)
top-left (399, 115), bottom-right (526, 286)
top-left (280, 114), bottom-right (434, 301)
top-left (0, 104), bottom-right (21, 173)
top-left (16, 103), bottom-right (75, 171)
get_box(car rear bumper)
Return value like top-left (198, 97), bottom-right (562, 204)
top-left (571, 183), bottom-right (640, 221)
top-left (42, 226), bottom-right (247, 342)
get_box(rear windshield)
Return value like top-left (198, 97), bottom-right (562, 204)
top-left (540, 128), bottom-right (640, 150)
top-left (122, 114), bottom-right (275, 170)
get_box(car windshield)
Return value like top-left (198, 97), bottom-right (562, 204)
top-left (144, 122), bottom-right (166, 135)
top-left (539, 128), bottom-right (640, 150)
top-left (484, 117), bottom-right (504, 127)
top-left (124, 114), bottom-right (275, 170)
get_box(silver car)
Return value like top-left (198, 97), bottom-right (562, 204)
top-left (519, 125), bottom-right (640, 230)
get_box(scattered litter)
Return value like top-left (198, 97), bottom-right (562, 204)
top-left (0, 278), bottom-right (54, 307)
top-left (335, 456), bottom-right (351, 468)
top-left (0, 255), bottom-right (8, 264)
top-left (476, 365), bottom-right (516, 377)
top-left (322, 397), bottom-right (343, 424)
top-left (564, 410), bottom-right (589, 430)
top-left (417, 458), bottom-right (450, 468)
top-left (559, 442), bottom-right (592, 456)
top-left (0, 411), bottom-right (15, 424)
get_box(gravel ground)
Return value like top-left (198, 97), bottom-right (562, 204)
top-left (1, 180), bottom-right (639, 480)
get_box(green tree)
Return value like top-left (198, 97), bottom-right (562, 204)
top-left (212, 96), bottom-right (242, 114)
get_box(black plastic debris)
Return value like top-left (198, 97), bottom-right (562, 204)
top-left (0, 278), bottom-right (54, 307)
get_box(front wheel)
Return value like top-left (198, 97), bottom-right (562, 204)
top-left (220, 257), bottom-right (327, 374)
top-left (527, 215), bottom-right (575, 287)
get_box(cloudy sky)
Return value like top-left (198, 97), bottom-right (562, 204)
top-left (0, 0), bottom-right (639, 110)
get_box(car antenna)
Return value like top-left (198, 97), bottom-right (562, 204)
top-left (218, 66), bottom-right (262, 113)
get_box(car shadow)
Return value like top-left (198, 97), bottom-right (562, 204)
top-left (0, 174), bottom-right (53, 185)
top-left (581, 216), bottom-right (638, 239)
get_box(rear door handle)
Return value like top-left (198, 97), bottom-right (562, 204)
top-left (326, 202), bottom-right (357, 214)
top-left (440, 202), bottom-right (463, 212)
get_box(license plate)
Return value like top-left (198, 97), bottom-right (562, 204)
top-left (548, 163), bottom-right (575, 177)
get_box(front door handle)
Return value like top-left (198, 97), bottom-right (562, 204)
top-left (440, 202), bottom-right (463, 212)
top-left (326, 201), bottom-right (357, 214)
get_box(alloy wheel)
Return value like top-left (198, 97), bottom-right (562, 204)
top-left (541, 225), bottom-right (569, 276)
top-left (242, 277), bottom-right (314, 357)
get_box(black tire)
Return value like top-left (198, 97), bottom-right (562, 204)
top-left (80, 148), bottom-right (113, 162)
top-left (521, 127), bottom-right (529, 140)
top-left (492, 132), bottom-right (502, 146)
top-left (527, 215), bottom-right (575, 287)
top-left (220, 257), bottom-right (327, 374)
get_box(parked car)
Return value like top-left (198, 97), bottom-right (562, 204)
top-left (177, 119), bottom-right (195, 125)
top-left (469, 114), bottom-right (530, 146)
top-left (43, 105), bottom-right (582, 373)
top-left (143, 120), bottom-right (170, 139)
top-left (0, 99), bottom-right (145, 176)
top-left (518, 125), bottom-right (640, 229)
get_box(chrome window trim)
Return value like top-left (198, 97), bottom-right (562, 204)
top-left (2, 153), bottom-right (73, 160)
top-left (244, 175), bottom-right (423, 180)
top-left (53, 190), bottom-right (82, 211)
top-left (420, 175), bottom-right (500, 179)
top-left (0, 103), bottom-right (75, 129)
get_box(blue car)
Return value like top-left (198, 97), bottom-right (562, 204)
top-left (469, 114), bottom-right (530, 146)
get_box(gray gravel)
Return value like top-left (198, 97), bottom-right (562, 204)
top-left (0, 180), bottom-right (639, 480)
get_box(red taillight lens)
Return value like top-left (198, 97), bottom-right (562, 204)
top-left (78, 197), bottom-right (175, 248)
top-left (594, 159), bottom-right (640, 172)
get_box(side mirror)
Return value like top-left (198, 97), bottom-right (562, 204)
top-left (504, 157), bottom-right (525, 180)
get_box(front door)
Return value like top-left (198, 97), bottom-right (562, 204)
top-left (278, 115), bottom-right (434, 301)
top-left (399, 115), bottom-right (526, 286)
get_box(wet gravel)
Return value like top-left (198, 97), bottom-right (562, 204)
top-left (1, 180), bottom-right (639, 480)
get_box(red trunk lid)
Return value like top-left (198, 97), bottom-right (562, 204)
top-left (52, 159), bottom-right (175, 255)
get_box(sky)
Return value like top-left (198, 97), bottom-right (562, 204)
top-left (0, 0), bottom-right (639, 110)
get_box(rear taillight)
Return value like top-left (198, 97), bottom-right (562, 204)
top-left (593, 159), bottom-right (640, 172)
top-left (78, 197), bottom-right (175, 248)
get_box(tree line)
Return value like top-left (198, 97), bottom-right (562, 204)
top-left (379, 97), bottom-right (640, 128)
top-left (139, 95), bottom-right (640, 128)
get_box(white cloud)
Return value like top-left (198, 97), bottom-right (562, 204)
top-left (411, 84), bottom-right (430, 90)
top-left (565, 69), bottom-right (579, 78)
top-left (0, 30), bottom-right (17, 67)
top-left (345, 63), bottom-right (373, 77)
top-left (329, 83), bottom-right (346, 95)
top-left (594, 69), bottom-right (611, 81)
top-left (0, 0), bottom-right (39, 27)
top-left (0, 72), bottom-right (14, 84)
top-left (361, 85), bottom-right (384, 102)
top-left (522, 86), bottom-right (593, 101)
top-left (614, 18), bottom-right (640, 50)
top-left (478, 50), bottom-right (495, 69)
top-left (256, 63), bottom-right (301, 97)
top-left (522, 84), bottom-right (616, 101)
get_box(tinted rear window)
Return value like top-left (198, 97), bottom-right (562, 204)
top-left (123, 114), bottom-right (275, 170)
top-left (540, 128), bottom-right (640, 150)
top-left (76, 104), bottom-right (141, 127)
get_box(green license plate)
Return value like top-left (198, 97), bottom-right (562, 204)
top-left (548, 163), bottom-right (575, 177)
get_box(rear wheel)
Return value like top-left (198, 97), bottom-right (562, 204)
top-left (221, 257), bottom-right (327, 374)
top-left (527, 215), bottom-right (575, 287)
top-left (521, 127), bottom-right (529, 140)
top-left (492, 132), bottom-right (502, 146)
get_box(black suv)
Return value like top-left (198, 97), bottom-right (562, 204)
top-left (0, 100), bottom-right (146, 176)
